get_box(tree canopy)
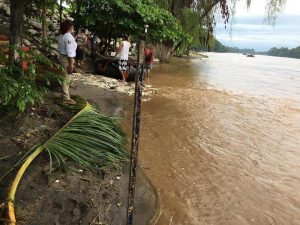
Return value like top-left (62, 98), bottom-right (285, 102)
top-left (7, 0), bottom-right (288, 63)
top-left (152, 0), bottom-right (287, 52)
top-left (69, 0), bottom-right (185, 44)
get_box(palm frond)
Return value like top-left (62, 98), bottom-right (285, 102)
top-left (43, 103), bottom-right (128, 172)
top-left (6, 101), bottom-right (129, 225)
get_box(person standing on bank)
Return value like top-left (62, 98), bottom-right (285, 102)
top-left (116, 34), bottom-right (131, 82)
top-left (58, 19), bottom-right (77, 105)
top-left (75, 28), bottom-right (88, 68)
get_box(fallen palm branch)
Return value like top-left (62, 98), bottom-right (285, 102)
top-left (6, 102), bottom-right (128, 225)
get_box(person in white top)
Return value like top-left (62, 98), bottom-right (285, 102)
top-left (58, 19), bottom-right (77, 105)
top-left (116, 34), bottom-right (131, 82)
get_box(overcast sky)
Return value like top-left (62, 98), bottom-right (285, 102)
top-left (215, 0), bottom-right (300, 51)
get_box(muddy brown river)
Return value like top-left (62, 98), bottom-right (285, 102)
top-left (129, 53), bottom-right (300, 225)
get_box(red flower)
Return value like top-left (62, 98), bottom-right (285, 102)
top-left (22, 47), bottom-right (30, 52)
top-left (21, 61), bottom-right (28, 70)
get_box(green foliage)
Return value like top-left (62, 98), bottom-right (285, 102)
top-left (41, 38), bottom-right (55, 53)
top-left (152, 0), bottom-right (287, 54)
top-left (71, 0), bottom-right (184, 43)
top-left (211, 39), bottom-right (228, 52)
top-left (0, 103), bottom-right (128, 185)
top-left (0, 46), bottom-right (7, 64)
top-left (44, 104), bottom-right (128, 173)
top-left (195, 38), bottom-right (300, 59)
top-left (25, 0), bottom-right (57, 17)
top-left (73, 0), bottom-right (287, 56)
top-left (0, 48), bottom-right (63, 113)
top-left (194, 38), bottom-right (255, 54)
top-left (267, 46), bottom-right (300, 59)
top-left (137, 1), bottom-right (184, 43)
top-left (0, 74), bottom-right (45, 112)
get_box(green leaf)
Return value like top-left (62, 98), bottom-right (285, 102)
top-left (42, 104), bottom-right (129, 172)
top-left (17, 99), bottom-right (26, 112)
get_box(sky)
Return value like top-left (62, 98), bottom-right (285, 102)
top-left (215, 0), bottom-right (300, 51)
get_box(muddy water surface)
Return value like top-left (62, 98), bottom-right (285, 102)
top-left (129, 53), bottom-right (300, 225)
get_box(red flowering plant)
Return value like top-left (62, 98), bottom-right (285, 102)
top-left (0, 46), bottom-right (63, 113)
top-left (20, 46), bottom-right (30, 71)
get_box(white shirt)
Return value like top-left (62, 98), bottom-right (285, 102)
top-left (58, 32), bottom-right (77, 57)
top-left (119, 41), bottom-right (131, 60)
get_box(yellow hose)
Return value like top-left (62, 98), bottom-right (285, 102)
top-left (7, 146), bottom-right (43, 225)
top-left (7, 102), bottom-right (90, 224)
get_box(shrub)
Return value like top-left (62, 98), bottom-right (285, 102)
top-left (0, 47), bottom-right (63, 113)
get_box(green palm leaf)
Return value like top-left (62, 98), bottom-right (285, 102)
top-left (43, 103), bottom-right (129, 172)
top-left (5, 101), bottom-right (129, 224)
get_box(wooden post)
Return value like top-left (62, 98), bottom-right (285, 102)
top-left (126, 39), bottom-right (145, 225)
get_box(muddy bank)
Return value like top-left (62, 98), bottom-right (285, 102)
top-left (72, 72), bottom-right (159, 101)
top-left (0, 90), bottom-right (157, 224)
top-left (71, 83), bottom-right (159, 224)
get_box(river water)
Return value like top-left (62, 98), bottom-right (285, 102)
top-left (136, 53), bottom-right (300, 225)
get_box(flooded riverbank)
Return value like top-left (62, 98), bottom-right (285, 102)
top-left (131, 53), bottom-right (300, 225)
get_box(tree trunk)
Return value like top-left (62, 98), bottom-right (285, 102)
top-left (74, 0), bottom-right (82, 30)
top-left (9, 0), bottom-right (26, 64)
top-left (42, 0), bottom-right (48, 43)
top-left (59, 0), bottom-right (63, 24)
top-left (152, 42), bottom-right (173, 63)
top-left (187, 44), bottom-right (190, 56)
top-left (161, 45), bottom-right (172, 63)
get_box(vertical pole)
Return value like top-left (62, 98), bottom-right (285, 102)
top-left (144, 25), bottom-right (149, 49)
top-left (126, 38), bottom-right (145, 225)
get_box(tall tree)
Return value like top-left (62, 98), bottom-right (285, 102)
top-left (154, 0), bottom-right (287, 55)
top-left (9, 0), bottom-right (26, 64)
top-left (59, 0), bottom-right (63, 24)
top-left (36, 0), bottom-right (57, 44)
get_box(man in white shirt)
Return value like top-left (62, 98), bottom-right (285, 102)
top-left (58, 19), bottom-right (77, 104)
top-left (116, 34), bottom-right (131, 82)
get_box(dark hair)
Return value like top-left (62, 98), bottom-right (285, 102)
top-left (60, 19), bottom-right (73, 35)
top-left (80, 28), bottom-right (85, 33)
top-left (123, 34), bottom-right (129, 41)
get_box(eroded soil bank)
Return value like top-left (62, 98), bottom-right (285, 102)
top-left (0, 82), bottom-right (157, 225)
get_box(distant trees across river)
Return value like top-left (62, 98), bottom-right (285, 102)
top-left (195, 39), bottom-right (300, 59)
top-left (266, 46), bottom-right (300, 59)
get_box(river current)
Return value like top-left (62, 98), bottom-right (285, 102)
top-left (132, 53), bottom-right (300, 225)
